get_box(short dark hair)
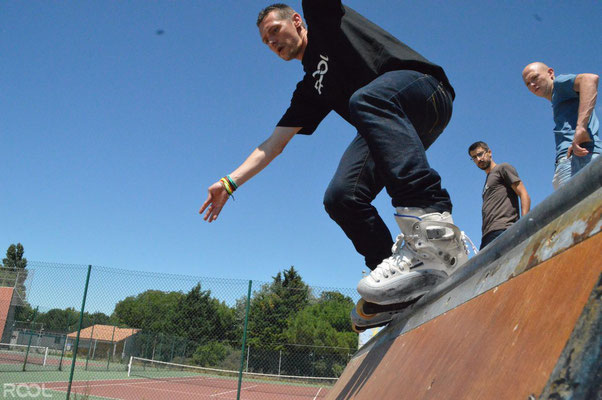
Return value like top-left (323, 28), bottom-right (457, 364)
top-left (468, 141), bottom-right (489, 155)
top-left (257, 3), bottom-right (298, 27)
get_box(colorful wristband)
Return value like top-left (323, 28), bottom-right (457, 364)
top-left (226, 175), bottom-right (238, 190)
top-left (220, 178), bottom-right (233, 196)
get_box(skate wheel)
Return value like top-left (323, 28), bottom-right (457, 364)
top-left (356, 298), bottom-right (376, 319)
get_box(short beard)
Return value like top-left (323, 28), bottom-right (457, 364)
top-left (281, 44), bottom-right (301, 61)
top-left (478, 160), bottom-right (491, 171)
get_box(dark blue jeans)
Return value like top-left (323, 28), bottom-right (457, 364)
top-left (480, 229), bottom-right (505, 250)
top-left (323, 70), bottom-right (453, 269)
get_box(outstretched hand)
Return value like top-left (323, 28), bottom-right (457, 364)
top-left (567, 126), bottom-right (591, 158)
top-left (199, 181), bottom-right (230, 222)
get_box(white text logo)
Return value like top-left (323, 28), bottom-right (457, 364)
top-left (312, 55), bottom-right (329, 95)
top-left (3, 384), bottom-right (52, 398)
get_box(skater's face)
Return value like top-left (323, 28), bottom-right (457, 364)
top-left (259, 11), bottom-right (306, 61)
top-left (469, 147), bottom-right (492, 170)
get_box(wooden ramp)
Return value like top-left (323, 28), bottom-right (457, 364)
top-left (328, 158), bottom-right (602, 400)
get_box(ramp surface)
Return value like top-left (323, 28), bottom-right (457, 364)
top-left (328, 158), bottom-right (602, 400)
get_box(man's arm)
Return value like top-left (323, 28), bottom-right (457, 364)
top-left (199, 126), bottom-right (301, 222)
top-left (511, 181), bottom-right (531, 216)
top-left (568, 73), bottom-right (599, 157)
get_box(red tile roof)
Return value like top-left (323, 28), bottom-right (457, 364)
top-left (67, 325), bottom-right (139, 342)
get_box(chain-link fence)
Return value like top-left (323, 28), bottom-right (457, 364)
top-left (0, 262), bottom-right (360, 399)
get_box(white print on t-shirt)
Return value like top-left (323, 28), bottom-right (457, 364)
top-left (312, 55), bottom-right (329, 95)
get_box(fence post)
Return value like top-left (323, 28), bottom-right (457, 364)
top-left (85, 324), bottom-right (95, 370)
top-left (66, 265), bottom-right (92, 400)
top-left (107, 325), bottom-right (116, 371)
top-left (59, 315), bottom-right (75, 371)
top-left (246, 345), bottom-right (250, 372)
top-left (169, 337), bottom-right (176, 362)
top-left (22, 307), bottom-right (39, 371)
top-left (58, 333), bottom-right (68, 371)
top-left (236, 280), bottom-right (252, 400)
top-left (156, 334), bottom-right (163, 361)
top-left (182, 339), bottom-right (188, 359)
top-left (142, 338), bottom-right (148, 359)
top-left (278, 350), bottom-right (282, 376)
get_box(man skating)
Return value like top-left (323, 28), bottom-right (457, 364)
top-left (200, 2), bottom-right (468, 312)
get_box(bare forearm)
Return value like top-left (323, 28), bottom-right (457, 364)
top-left (199, 126), bottom-right (300, 222)
top-left (229, 126), bottom-right (300, 187)
top-left (512, 181), bottom-right (531, 216)
top-left (575, 74), bottom-right (599, 129)
top-left (229, 142), bottom-right (281, 187)
top-left (520, 193), bottom-right (531, 216)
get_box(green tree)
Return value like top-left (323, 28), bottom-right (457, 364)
top-left (113, 290), bottom-right (185, 361)
top-left (283, 291), bottom-right (356, 347)
top-left (191, 341), bottom-right (234, 367)
top-left (113, 285), bottom-right (240, 362)
top-left (36, 308), bottom-right (80, 332)
top-left (284, 292), bottom-right (357, 340)
top-left (170, 283), bottom-right (239, 346)
top-left (281, 291), bottom-right (356, 377)
top-left (1, 243), bottom-right (32, 322)
top-left (85, 311), bottom-right (113, 327)
top-left (2, 243), bottom-right (27, 270)
top-left (247, 266), bottom-right (310, 349)
top-left (113, 289), bottom-right (184, 333)
top-left (35, 308), bottom-right (113, 333)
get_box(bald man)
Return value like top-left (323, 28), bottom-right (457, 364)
top-left (522, 62), bottom-right (600, 189)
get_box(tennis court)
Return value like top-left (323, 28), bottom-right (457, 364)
top-left (0, 264), bottom-right (354, 400)
top-left (4, 357), bottom-right (335, 399)
top-left (0, 343), bottom-right (115, 373)
top-left (0, 343), bottom-right (49, 367)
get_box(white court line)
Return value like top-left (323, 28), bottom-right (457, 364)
top-left (22, 375), bottom-right (323, 399)
top-left (6, 384), bottom-right (119, 400)
top-left (65, 391), bottom-right (122, 400)
top-left (45, 376), bottom-right (264, 399)
top-left (211, 384), bottom-right (259, 397)
top-left (48, 375), bottom-right (235, 389)
top-left (53, 381), bottom-right (223, 399)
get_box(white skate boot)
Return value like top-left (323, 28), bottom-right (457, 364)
top-left (357, 207), bottom-right (471, 305)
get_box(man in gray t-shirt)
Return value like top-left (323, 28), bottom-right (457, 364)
top-left (468, 141), bottom-right (531, 249)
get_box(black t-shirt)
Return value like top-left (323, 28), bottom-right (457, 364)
top-left (277, 0), bottom-right (454, 135)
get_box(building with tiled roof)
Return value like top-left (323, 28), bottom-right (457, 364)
top-left (66, 324), bottom-right (140, 361)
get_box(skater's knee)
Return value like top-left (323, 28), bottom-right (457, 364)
top-left (348, 88), bottom-right (366, 113)
top-left (348, 87), bottom-right (381, 121)
top-left (323, 185), bottom-right (358, 217)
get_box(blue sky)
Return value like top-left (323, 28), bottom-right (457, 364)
top-left (2, 0), bottom-right (602, 306)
